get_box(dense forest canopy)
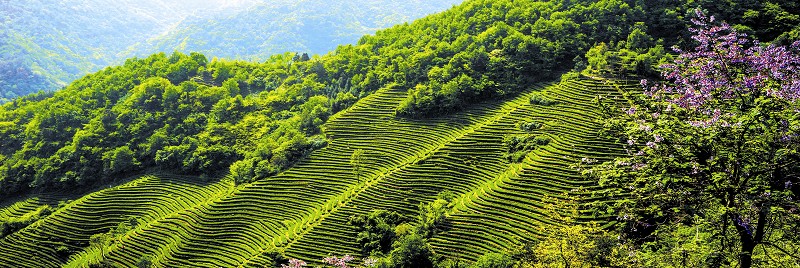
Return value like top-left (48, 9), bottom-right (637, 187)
top-left (1, 0), bottom-right (799, 198)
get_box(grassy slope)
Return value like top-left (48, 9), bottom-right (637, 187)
top-left (0, 76), bottom-right (635, 267)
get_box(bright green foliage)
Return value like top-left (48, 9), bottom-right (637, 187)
top-left (511, 193), bottom-right (622, 268)
top-left (0, 50), bottom-right (357, 195)
top-left (0, 204), bottom-right (52, 238)
top-left (102, 146), bottom-right (139, 175)
top-left (1, 0), bottom-right (799, 267)
top-left (528, 93), bottom-right (557, 106)
top-left (583, 41), bottom-right (669, 78)
top-left (525, 224), bottom-right (611, 268)
top-left (416, 199), bottom-right (450, 238)
top-left (389, 233), bottom-right (435, 268)
top-left (471, 253), bottom-right (514, 268)
top-left (349, 210), bottom-right (408, 255)
top-left (503, 134), bottom-right (550, 162)
top-left (391, 0), bottom-right (647, 117)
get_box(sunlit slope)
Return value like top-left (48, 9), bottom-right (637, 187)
top-left (0, 76), bottom-right (634, 267)
top-left (281, 77), bottom-right (632, 263)
top-left (428, 78), bottom-right (630, 260)
top-left (0, 175), bottom-right (234, 267)
top-left (99, 83), bottom-right (534, 267)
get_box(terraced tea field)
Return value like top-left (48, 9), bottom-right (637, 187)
top-left (0, 76), bottom-right (636, 267)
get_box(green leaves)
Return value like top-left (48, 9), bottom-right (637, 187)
top-left (591, 12), bottom-right (800, 265)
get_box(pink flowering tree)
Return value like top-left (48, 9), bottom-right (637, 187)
top-left (322, 255), bottom-right (355, 268)
top-left (591, 10), bottom-right (800, 267)
top-left (279, 255), bottom-right (377, 268)
top-left (280, 259), bottom-right (307, 268)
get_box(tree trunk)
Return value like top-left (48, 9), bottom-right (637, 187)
top-left (739, 242), bottom-right (755, 268)
top-left (731, 206), bottom-right (768, 268)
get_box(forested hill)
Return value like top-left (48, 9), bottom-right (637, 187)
top-left (129, 0), bottom-right (463, 61)
top-left (0, 0), bottom-right (799, 267)
top-left (0, 0), bottom-right (459, 103)
top-left (0, 0), bottom-right (260, 103)
top-left (1, 0), bottom-right (799, 204)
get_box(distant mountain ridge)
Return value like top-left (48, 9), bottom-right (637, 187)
top-left (0, 0), bottom-right (461, 102)
top-left (131, 0), bottom-right (462, 60)
top-left (0, 0), bottom-right (260, 102)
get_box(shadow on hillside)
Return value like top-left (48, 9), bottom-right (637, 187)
top-left (0, 169), bottom-right (226, 210)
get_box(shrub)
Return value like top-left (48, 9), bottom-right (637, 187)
top-left (518, 121), bottom-right (542, 132)
top-left (503, 134), bottom-right (551, 162)
top-left (529, 93), bottom-right (557, 106)
top-left (135, 256), bottom-right (153, 268)
top-left (349, 210), bottom-right (408, 255)
top-left (390, 233), bottom-right (434, 268)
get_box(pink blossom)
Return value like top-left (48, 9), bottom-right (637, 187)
top-left (323, 255), bottom-right (355, 268)
top-left (363, 258), bottom-right (378, 267)
top-left (653, 134), bottom-right (663, 143)
top-left (644, 10), bottom-right (800, 114)
top-left (282, 259), bottom-right (307, 268)
top-left (632, 163), bottom-right (647, 171)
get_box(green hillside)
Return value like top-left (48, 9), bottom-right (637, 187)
top-left (1, 0), bottom-right (799, 267)
top-left (0, 0), bottom-right (458, 102)
top-left (0, 76), bottom-right (631, 267)
top-left (0, 0), bottom-right (260, 102)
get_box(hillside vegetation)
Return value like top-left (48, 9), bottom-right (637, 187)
top-left (0, 0), bottom-right (799, 267)
top-left (4, 0), bottom-right (799, 197)
top-left (2, 0), bottom-right (641, 197)
top-left (0, 0), bottom-right (458, 102)
top-left (0, 0), bottom-right (262, 102)
top-left (0, 76), bottom-right (628, 267)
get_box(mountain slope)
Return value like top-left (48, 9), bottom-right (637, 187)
top-left (1, 0), bottom-right (799, 267)
top-left (0, 0), bottom-right (260, 102)
top-left (0, 75), bottom-right (629, 267)
top-left (131, 0), bottom-right (463, 60)
top-left (0, 0), bottom-right (459, 102)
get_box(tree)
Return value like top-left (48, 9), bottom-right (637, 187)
top-left (103, 146), bottom-right (138, 175)
top-left (89, 233), bottom-right (112, 257)
top-left (349, 209), bottom-right (407, 255)
top-left (416, 199), bottom-right (448, 238)
top-left (389, 233), bottom-right (434, 268)
top-left (350, 149), bottom-right (366, 182)
top-left (135, 255), bottom-right (153, 268)
top-left (592, 10), bottom-right (800, 268)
